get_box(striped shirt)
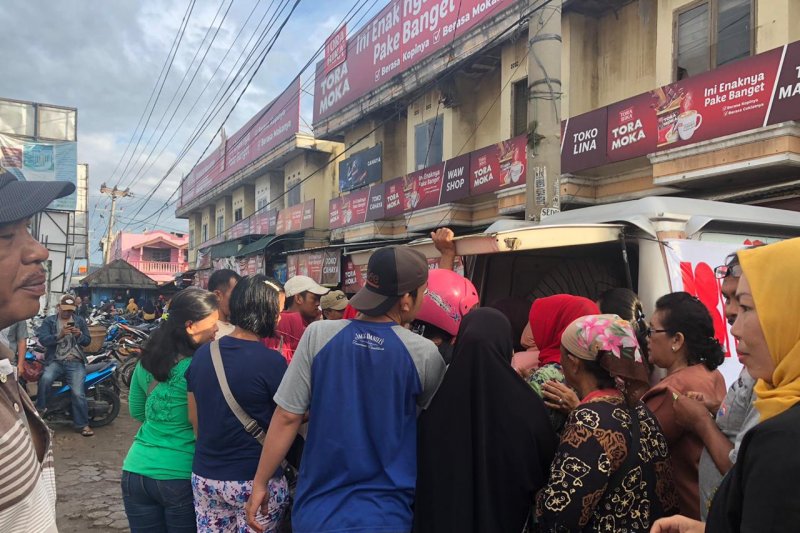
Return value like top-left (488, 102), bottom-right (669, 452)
top-left (0, 341), bottom-right (57, 532)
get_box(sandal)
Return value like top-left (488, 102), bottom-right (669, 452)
top-left (80, 427), bottom-right (94, 437)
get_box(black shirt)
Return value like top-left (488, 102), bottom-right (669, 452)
top-left (707, 403), bottom-right (800, 532)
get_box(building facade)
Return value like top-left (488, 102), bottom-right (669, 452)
top-left (178, 0), bottom-right (800, 290)
top-left (109, 230), bottom-right (189, 284)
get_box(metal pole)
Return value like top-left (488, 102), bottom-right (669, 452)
top-left (526, 0), bottom-right (562, 222)
top-left (100, 183), bottom-right (132, 264)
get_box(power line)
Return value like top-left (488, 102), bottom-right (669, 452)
top-left (167, 2), bottom-right (548, 250)
top-left (116, 0), bottom-right (236, 191)
top-left (112, 0), bottom-right (197, 188)
top-left (121, 0), bottom-right (303, 230)
top-left (121, 0), bottom-right (379, 231)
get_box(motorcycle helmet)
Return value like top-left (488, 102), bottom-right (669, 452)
top-left (413, 269), bottom-right (480, 337)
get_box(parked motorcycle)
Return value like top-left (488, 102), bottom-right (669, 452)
top-left (28, 354), bottom-right (121, 427)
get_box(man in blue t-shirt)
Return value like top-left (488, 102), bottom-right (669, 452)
top-left (246, 246), bottom-right (445, 533)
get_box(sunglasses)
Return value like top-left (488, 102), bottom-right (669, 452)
top-left (714, 264), bottom-right (743, 279)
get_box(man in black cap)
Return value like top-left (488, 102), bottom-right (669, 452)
top-left (247, 246), bottom-right (446, 533)
top-left (0, 169), bottom-right (74, 531)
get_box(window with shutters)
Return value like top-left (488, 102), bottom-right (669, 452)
top-left (414, 115), bottom-right (443, 170)
top-left (512, 78), bottom-right (529, 137)
top-left (675, 0), bottom-right (753, 80)
top-left (234, 208), bottom-right (243, 222)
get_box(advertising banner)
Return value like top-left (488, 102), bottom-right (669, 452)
top-left (324, 25), bottom-right (348, 75)
top-left (344, 254), bottom-right (464, 292)
top-left (225, 77), bottom-right (301, 178)
top-left (329, 183), bottom-right (386, 229)
top-left (180, 79), bottom-right (300, 206)
top-left (663, 239), bottom-right (744, 387)
top-left (276, 199), bottom-right (315, 235)
top-left (252, 208), bottom-right (279, 236)
top-left (314, 0), bottom-right (519, 122)
top-left (439, 153), bottom-right (471, 204)
top-left (383, 177), bottom-right (406, 217)
top-left (469, 135), bottom-right (527, 195)
top-left (287, 249), bottom-right (341, 286)
top-left (0, 134), bottom-right (77, 210)
top-left (228, 218), bottom-right (251, 239)
top-left (404, 163), bottom-right (444, 211)
top-left (562, 40), bottom-right (800, 173)
top-left (339, 144), bottom-right (382, 192)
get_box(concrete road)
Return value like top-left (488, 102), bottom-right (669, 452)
top-left (53, 400), bottom-right (138, 532)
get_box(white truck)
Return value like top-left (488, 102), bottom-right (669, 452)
top-left (349, 196), bottom-right (800, 385)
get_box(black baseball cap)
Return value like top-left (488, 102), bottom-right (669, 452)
top-left (0, 169), bottom-right (76, 225)
top-left (350, 246), bottom-right (429, 316)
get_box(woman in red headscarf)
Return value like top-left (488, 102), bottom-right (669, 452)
top-left (525, 294), bottom-right (599, 432)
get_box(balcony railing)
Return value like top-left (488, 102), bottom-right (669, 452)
top-left (128, 260), bottom-right (185, 274)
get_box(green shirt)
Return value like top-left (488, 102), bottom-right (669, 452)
top-left (122, 358), bottom-right (195, 480)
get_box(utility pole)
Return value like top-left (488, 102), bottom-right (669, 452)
top-left (526, 0), bottom-right (563, 222)
top-left (99, 183), bottom-right (132, 264)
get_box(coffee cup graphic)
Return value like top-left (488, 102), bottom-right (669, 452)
top-left (677, 110), bottom-right (703, 140)
top-left (510, 161), bottom-right (524, 183)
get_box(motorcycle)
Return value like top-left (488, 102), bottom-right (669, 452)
top-left (28, 353), bottom-right (121, 427)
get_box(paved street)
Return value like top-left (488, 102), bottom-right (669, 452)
top-left (53, 400), bottom-right (137, 532)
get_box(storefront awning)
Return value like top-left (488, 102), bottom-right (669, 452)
top-left (209, 240), bottom-right (242, 259)
top-left (236, 235), bottom-right (280, 257)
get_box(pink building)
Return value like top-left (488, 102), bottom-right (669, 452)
top-left (110, 230), bottom-right (189, 283)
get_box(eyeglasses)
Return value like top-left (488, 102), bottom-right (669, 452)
top-left (714, 264), bottom-right (743, 279)
top-left (645, 327), bottom-right (669, 337)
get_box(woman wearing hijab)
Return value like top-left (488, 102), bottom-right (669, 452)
top-left (414, 308), bottom-right (558, 533)
top-left (652, 237), bottom-right (800, 533)
top-left (525, 295), bottom-right (600, 431)
top-left (537, 314), bottom-right (679, 532)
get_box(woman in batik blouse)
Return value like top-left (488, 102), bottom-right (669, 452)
top-left (537, 314), bottom-right (679, 532)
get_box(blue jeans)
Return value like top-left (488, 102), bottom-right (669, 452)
top-left (121, 471), bottom-right (197, 533)
top-left (37, 359), bottom-right (89, 428)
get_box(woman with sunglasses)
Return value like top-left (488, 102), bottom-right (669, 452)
top-left (641, 292), bottom-right (726, 519)
top-left (653, 237), bottom-right (800, 533)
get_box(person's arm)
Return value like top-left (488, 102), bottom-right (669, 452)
top-left (75, 318), bottom-right (91, 346)
top-left (37, 319), bottom-right (61, 347)
top-left (128, 364), bottom-right (147, 422)
top-left (643, 387), bottom-right (685, 444)
top-left (187, 392), bottom-right (198, 436)
top-left (673, 393), bottom-right (733, 474)
top-left (246, 407), bottom-right (304, 531)
top-left (431, 228), bottom-right (456, 271)
top-left (650, 515), bottom-right (706, 533)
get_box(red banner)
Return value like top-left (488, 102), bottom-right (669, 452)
top-left (180, 79), bottom-right (300, 206)
top-left (324, 26), bottom-right (348, 76)
top-left (287, 249), bottom-right (341, 285)
top-left (562, 40), bottom-right (800, 173)
top-left (314, 0), bottom-right (519, 122)
top-left (276, 200), bottom-right (315, 235)
top-left (469, 135), bottom-right (527, 195)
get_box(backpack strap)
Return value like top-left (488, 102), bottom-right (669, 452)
top-left (210, 340), bottom-right (265, 444)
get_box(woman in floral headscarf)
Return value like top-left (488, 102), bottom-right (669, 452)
top-left (537, 314), bottom-right (679, 533)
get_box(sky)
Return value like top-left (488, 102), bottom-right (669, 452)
top-left (0, 0), bottom-right (383, 264)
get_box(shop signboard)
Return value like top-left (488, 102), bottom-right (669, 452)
top-left (324, 25), bottom-right (347, 75)
top-left (469, 135), bottom-right (527, 195)
top-left (314, 0), bottom-right (519, 122)
top-left (287, 249), bottom-right (341, 286)
top-left (276, 199), bottom-right (315, 235)
top-left (338, 144), bottom-right (382, 192)
top-left (180, 79), bottom-right (300, 205)
top-left (252, 208), bottom-right (279, 236)
top-left (225, 77), bottom-right (300, 177)
top-left (562, 40), bottom-right (800, 173)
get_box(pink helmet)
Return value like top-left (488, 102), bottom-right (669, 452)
top-left (415, 269), bottom-right (480, 337)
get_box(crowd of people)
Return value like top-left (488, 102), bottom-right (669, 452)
top-left (2, 167), bottom-right (800, 533)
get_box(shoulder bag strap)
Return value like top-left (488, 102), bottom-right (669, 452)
top-left (210, 340), bottom-right (266, 444)
top-left (147, 379), bottom-right (158, 396)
